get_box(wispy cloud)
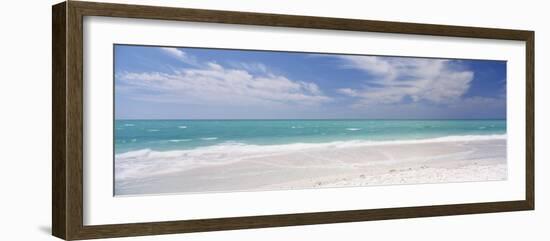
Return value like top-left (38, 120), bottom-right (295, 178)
top-left (160, 47), bottom-right (199, 66)
top-left (228, 62), bottom-right (269, 74)
top-left (335, 56), bottom-right (474, 106)
top-left (337, 88), bottom-right (359, 97)
top-left (117, 53), bottom-right (331, 107)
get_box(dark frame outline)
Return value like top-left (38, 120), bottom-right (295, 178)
top-left (52, 1), bottom-right (535, 240)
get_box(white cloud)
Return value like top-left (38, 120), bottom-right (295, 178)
top-left (336, 56), bottom-right (474, 105)
top-left (229, 62), bottom-right (269, 74)
top-left (160, 47), bottom-right (199, 66)
top-left (337, 88), bottom-right (359, 97)
top-left (117, 61), bottom-right (331, 107)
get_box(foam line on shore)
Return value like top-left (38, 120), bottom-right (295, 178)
top-left (115, 134), bottom-right (505, 181)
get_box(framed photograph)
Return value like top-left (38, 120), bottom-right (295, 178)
top-left (52, 1), bottom-right (534, 240)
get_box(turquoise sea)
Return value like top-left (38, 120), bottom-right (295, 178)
top-left (114, 119), bottom-right (506, 154)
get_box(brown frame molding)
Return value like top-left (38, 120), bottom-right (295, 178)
top-left (52, 1), bottom-right (535, 240)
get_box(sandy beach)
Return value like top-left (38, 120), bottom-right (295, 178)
top-left (115, 137), bottom-right (506, 195)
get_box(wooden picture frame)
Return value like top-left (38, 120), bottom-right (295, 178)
top-left (52, 1), bottom-right (534, 240)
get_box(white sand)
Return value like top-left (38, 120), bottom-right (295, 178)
top-left (115, 138), bottom-right (506, 195)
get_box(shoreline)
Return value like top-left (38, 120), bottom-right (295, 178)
top-left (115, 137), bottom-right (507, 196)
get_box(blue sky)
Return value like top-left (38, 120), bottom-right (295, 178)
top-left (114, 45), bottom-right (506, 119)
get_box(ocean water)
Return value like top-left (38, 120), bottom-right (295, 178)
top-left (115, 119), bottom-right (506, 154)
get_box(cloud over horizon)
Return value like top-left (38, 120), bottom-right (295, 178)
top-left (335, 56), bottom-right (475, 106)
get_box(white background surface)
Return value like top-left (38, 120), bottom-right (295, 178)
top-left (0, 0), bottom-right (547, 240)
top-left (84, 16), bottom-right (525, 225)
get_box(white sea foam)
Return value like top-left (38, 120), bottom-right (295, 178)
top-left (346, 128), bottom-right (361, 131)
top-left (123, 124), bottom-right (135, 127)
top-left (147, 129), bottom-right (160, 132)
top-left (201, 137), bottom-right (218, 140)
top-left (178, 126), bottom-right (187, 129)
top-left (169, 139), bottom-right (191, 143)
top-left (115, 134), bottom-right (506, 181)
top-left (117, 134), bottom-right (507, 160)
top-left (117, 148), bottom-right (153, 159)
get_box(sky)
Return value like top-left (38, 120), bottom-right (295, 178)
top-left (114, 45), bottom-right (506, 120)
